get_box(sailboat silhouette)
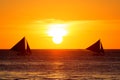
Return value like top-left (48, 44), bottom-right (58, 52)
top-left (86, 39), bottom-right (105, 56)
top-left (11, 37), bottom-right (31, 55)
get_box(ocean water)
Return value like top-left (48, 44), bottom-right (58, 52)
top-left (0, 49), bottom-right (120, 80)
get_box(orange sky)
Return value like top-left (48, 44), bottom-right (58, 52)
top-left (0, 0), bottom-right (120, 49)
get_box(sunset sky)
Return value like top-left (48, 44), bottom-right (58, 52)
top-left (0, 0), bottom-right (120, 49)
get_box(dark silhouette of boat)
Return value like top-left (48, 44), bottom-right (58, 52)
top-left (86, 39), bottom-right (105, 56)
top-left (11, 37), bottom-right (31, 55)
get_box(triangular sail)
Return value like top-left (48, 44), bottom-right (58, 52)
top-left (11, 37), bottom-right (26, 53)
top-left (11, 37), bottom-right (31, 55)
top-left (100, 43), bottom-right (105, 54)
top-left (87, 40), bottom-right (100, 53)
top-left (86, 39), bottom-right (105, 55)
top-left (26, 42), bottom-right (31, 54)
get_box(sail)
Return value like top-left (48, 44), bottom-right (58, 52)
top-left (11, 37), bottom-right (26, 53)
top-left (86, 39), bottom-right (104, 55)
top-left (87, 40), bottom-right (100, 53)
top-left (100, 43), bottom-right (105, 54)
top-left (26, 42), bottom-right (31, 54)
top-left (11, 37), bottom-right (31, 55)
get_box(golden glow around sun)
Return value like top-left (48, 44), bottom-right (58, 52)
top-left (48, 24), bottom-right (67, 44)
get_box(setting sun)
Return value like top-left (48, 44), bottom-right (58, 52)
top-left (47, 24), bottom-right (67, 44)
top-left (0, 0), bottom-right (120, 49)
top-left (53, 37), bottom-right (63, 44)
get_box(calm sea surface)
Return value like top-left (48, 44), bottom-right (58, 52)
top-left (0, 49), bottom-right (120, 80)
